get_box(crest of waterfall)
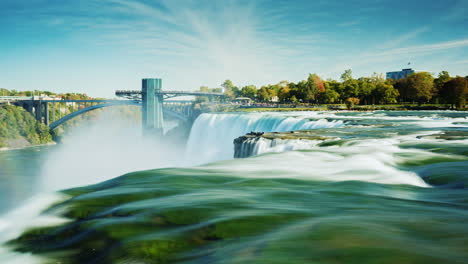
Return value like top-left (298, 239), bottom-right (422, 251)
top-left (185, 113), bottom-right (344, 165)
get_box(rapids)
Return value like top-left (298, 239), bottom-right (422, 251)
top-left (1, 110), bottom-right (468, 264)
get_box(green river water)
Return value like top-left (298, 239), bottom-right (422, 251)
top-left (1, 110), bottom-right (468, 264)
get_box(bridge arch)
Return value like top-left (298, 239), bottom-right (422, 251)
top-left (49, 101), bottom-right (189, 130)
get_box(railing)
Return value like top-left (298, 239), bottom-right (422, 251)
top-left (0, 96), bottom-right (34, 101)
top-left (157, 91), bottom-right (225, 96)
top-left (115, 90), bottom-right (225, 96)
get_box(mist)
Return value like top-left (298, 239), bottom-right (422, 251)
top-left (40, 109), bottom-right (186, 191)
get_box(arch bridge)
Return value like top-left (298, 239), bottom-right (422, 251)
top-left (4, 78), bottom-right (225, 135)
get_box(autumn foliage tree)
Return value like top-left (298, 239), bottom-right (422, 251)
top-left (218, 69), bottom-right (463, 108)
top-left (306, 73), bottom-right (325, 102)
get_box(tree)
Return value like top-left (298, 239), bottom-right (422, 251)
top-left (435, 71), bottom-right (451, 89)
top-left (290, 95), bottom-right (298, 104)
top-left (439, 77), bottom-right (467, 109)
top-left (373, 83), bottom-right (399, 104)
top-left (221, 80), bottom-right (237, 99)
top-left (199, 86), bottom-right (209, 92)
top-left (357, 78), bottom-right (376, 105)
top-left (434, 71), bottom-right (451, 102)
top-left (323, 87), bottom-right (340, 103)
top-left (240, 85), bottom-right (257, 99)
top-left (396, 72), bottom-right (434, 104)
top-left (278, 85), bottom-right (291, 103)
top-left (257, 86), bottom-right (271, 102)
top-left (370, 72), bottom-right (385, 84)
top-left (324, 80), bottom-right (341, 104)
top-left (345, 97), bottom-right (360, 109)
top-left (340, 79), bottom-right (360, 101)
top-left (297, 74), bottom-right (325, 103)
top-left (341, 69), bottom-right (353, 82)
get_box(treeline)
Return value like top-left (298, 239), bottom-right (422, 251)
top-left (0, 105), bottom-right (52, 148)
top-left (0, 88), bottom-right (94, 100)
top-left (0, 89), bottom-right (103, 147)
top-left (207, 70), bottom-right (467, 109)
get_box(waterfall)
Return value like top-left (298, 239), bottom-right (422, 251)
top-left (234, 137), bottom-right (325, 158)
top-left (185, 112), bottom-right (344, 165)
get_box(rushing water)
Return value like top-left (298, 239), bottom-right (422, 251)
top-left (1, 110), bottom-right (468, 264)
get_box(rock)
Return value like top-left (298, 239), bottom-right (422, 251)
top-left (233, 131), bottom-right (335, 158)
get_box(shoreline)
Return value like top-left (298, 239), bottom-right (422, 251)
top-left (236, 106), bottom-right (467, 112)
top-left (0, 141), bottom-right (56, 152)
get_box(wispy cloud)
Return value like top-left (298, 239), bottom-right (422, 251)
top-left (380, 27), bottom-right (430, 49)
top-left (0, 0), bottom-right (467, 95)
top-left (324, 37), bottom-right (468, 78)
top-left (377, 38), bottom-right (468, 56)
top-left (76, 0), bottom-right (324, 88)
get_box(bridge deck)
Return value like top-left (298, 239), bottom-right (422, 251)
top-left (115, 90), bottom-right (225, 97)
top-left (0, 98), bottom-right (194, 104)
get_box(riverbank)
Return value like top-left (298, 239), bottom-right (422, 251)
top-left (237, 104), bottom-right (465, 112)
top-left (0, 105), bottom-right (53, 150)
top-left (0, 140), bottom-right (56, 152)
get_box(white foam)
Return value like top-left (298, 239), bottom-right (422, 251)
top-left (185, 113), bottom-right (344, 165)
top-left (253, 138), bottom-right (325, 155)
top-left (0, 192), bottom-right (67, 264)
top-left (202, 143), bottom-right (430, 187)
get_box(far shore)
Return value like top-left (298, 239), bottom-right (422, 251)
top-left (235, 104), bottom-right (466, 112)
top-left (0, 141), bottom-right (56, 152)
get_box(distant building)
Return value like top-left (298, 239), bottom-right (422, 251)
top-left (32, 95), bottom-right (62, 101)
top-left (386, 68), bottom-right (415, 80)
top-left (232, 97), bottom-right (252, 105)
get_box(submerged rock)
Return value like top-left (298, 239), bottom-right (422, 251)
top-left (416, 131), bottom-right (468, 141)
top-left (233, 131), bottom-right (335, 158)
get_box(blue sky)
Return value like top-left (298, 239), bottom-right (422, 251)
top-left (1, 0), bottom-right (467, 97)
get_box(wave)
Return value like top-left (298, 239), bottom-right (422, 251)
top-left (201, 140), bottom-right (431, 188)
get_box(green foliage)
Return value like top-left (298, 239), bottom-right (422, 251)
top-left (221, 79), bottom-right (238, 99)
top-left (278, 85), bottom-right (291, 103)
top-left (0, 105), bottom-right (52, 147)
top-left (439, 77), bottom-right (468, 109)
top-left (374, 83), bottom-right (399, 104)
top-left (290, 95), bottom-right (298, 103)
top-left (197, 86), bottom-right (223, 103)
top-left (341, 79), bottom-right (360, 100)
top-left (396, 72), bottom-right (434, 103)
top-left (0, 88), bottom-right (90, 100)
top-left (240, 85), bottom-right (257, 99)
top-left (341, 69), bottom-right (353, 82)
top-left (213, 70), bottom-right (461, 108)
top-left (257, 86), bottom-right (271, 102)
top-left (323, 85), bottom-right (340, 103)
top-left (434, 71), bottom-right (451, 94)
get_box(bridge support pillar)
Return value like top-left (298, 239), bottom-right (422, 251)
top-left (44, 102), bottom-right (49, 126)
top-left (34, 100), bottom-right (43, 122)
top-left (142, 78), bottom-right (164, 136)
top-left (23, 102), bottom-right (33, 114)
top-left (51, 103), bottom-right (55, 123)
